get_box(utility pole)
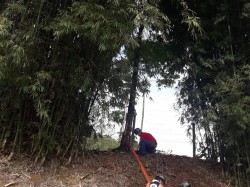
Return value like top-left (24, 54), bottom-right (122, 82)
top-left (192, 122), bottom-right (196, 158)
top-left (140, 92), bottom-right (145, 130)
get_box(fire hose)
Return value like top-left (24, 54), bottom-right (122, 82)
top-left (130, 148), bottom-right (151, 184)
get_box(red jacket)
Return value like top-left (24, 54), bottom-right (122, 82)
top-left (140, 132), bottom-right (157, 144)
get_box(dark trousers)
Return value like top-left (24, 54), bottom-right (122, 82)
top-left (138, 140), bottom-right (157, 156)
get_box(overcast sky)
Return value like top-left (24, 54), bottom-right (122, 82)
top-left (134, 80), bottom-right (193, 157)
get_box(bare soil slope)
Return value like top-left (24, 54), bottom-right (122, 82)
top-left (0, 151), bottom-right (231, 187)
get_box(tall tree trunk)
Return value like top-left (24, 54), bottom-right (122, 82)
top-left (119, 25), bottom-right (144, 151)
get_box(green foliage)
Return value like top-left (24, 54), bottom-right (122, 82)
top-left (47, 0), bottom-right (137, 50)
top-left (178, 0), bottom-right (204, 38)
top-left (87, 135), bottom-right (119, 151)
top-left (174, 0), bottom-right (250, 185)
top-left (0, 0), bottom-right (134, 160)
top-left (145, 159), bottom-right (151, 168)
top-left (1, 0), bottom-right (190, 160)
top-left (0, 0), bottom-right (206, 173)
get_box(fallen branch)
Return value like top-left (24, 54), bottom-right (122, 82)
top-left (80, 173), bottom-right (90, 180)
top-left (4, 181), bottom-right (17, 187)
top-left (80, 167), bottom-right (103, 180)
top-left (21, 171), bottom-right (31, 179)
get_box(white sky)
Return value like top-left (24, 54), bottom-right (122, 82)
top-left (134, 80), bottom-right (193, 157)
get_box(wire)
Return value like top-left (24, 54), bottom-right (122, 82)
top-left (157, 140), bottom-right (191, 143)
top-left (146, 130), bottom-right (187, 135)
top-left (150, 132), bottom-right (186, 136)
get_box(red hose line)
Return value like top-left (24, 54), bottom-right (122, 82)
top-left (131, 148), bottom-right (151, 184)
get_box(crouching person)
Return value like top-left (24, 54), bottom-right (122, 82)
top-left (133, 128), bottom-right (157, 156)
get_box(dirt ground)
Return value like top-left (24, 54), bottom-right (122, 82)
top-left (0, 151), bottom-right (232, 187)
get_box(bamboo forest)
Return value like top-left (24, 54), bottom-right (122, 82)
top-left (0, 0), bottom-right (249, 186)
